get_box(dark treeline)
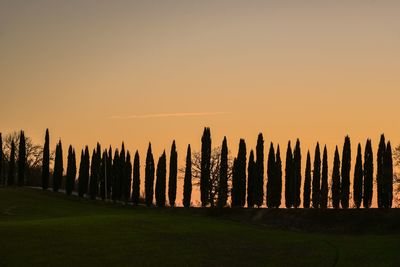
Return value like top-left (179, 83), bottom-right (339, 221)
top-left (0, 129), bottom-right (396, 209)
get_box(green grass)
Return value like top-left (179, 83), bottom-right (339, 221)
top-left (0, 188), bottom-right (399, 267)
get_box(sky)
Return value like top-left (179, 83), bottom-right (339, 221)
top-left (1, 1), bottom-right (399, 205)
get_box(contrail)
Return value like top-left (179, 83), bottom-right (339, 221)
top-left (107, 112), bottom-right (229, 120)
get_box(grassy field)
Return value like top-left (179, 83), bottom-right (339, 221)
top-left (0, 188), bottom-right (399, 267)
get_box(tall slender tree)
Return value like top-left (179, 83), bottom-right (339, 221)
top-left (145, 143), bottom-right (155, 206)
top-left (341, 136), bottom-right (351, 209)
top-left (232, 139), bottom-right (246, 207)
top-left (99, 150), bottom-right (107, 200)
top-left (303, 151), bottom-right (312, 208)
top-left (106, 147), bottom-right (113, 199)
top-left (53, 140), bottom-right (63, 192)
top-left (84, 146), bottom-right (90, 196)
top-left (17, 131), bottom-right (26, 186)
top-left (312, 143), bottom-right (321, 208)
top-left (183, 145), bottom-right (192, 208)
top-left (275, 145), bottom-right (282, 208)
top-left (124, 151), bottom-right (132, 203)
top-left (78, 150), bottom-right (85, 197)
top-left (155, 151), bottom-right (167, 207)
top-left (89, 148), bottom-right (99, 200)
top-left (217, 137), bottom-right (228, 208)
top-left (320, 146), bottom-right (328, 209)
top-left (255, 133), bottom-right (264, 207)
top-left (293, 139), bottom-right (301, 208)
top-left (168, 141), bottom-right (178, 207)
top-left (119, 143), bottom-right (126, 201)
top-left (353, 144), bottom-right (363, 208)
top-left (266, 143), bottom-right (275, 208)
top-left (8, 141), bottom-right (15, 186)
top-left (363, 139), bottom-right (373, 208)
top-left (331, 146), bottom-right (341, 209)
top-left (200, 127), bottom-right (211, 207)
top-left (132, 151), bottom-right (140, 205)
top-left (285, 141), bottom-right (294, 208)
top-left (0, 133), bottom-right (2, 186)
top-left (66, 145), bottom-right (76, 196)
top-left (247, 150), bottom-right (256, 207)
top-left (42, 129), bottom-right (50, 190)
top-left (112, 149), bottom-right (120, 201)
top-left (377, 134), bottom-right (386, 208)
top-left (384, 141), bottom-right (393, 208)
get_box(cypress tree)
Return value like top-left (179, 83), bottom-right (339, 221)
top-left (84, 146), bottom-right (90, 196)
top-left (312, 143), bottom-right (321, 208)
top-left (168, 141), bottom-right (178, 207)
top-left (285, 141), bottom-right (294, 208)
top-left (303, 151), bottom-right (312, 208)
top-left (78, 150), bottom-right (85, 197)
top-left (247, 150), bottom-right (256, 207)
top-left (293, 139), bottom-right (301, 208)
top-left (66, 146), bottom-right (76, 196)
top-left (363, 139), bottom-right (373, 208)
top-left (266, 143), bottom-right (275, 208)
top-left (217, 137), bottom-right (228, 208)
top-left (232, 139), bottom-right (246, 207)
top-left (42, 129), bottom-right (50, 190)
top-left (106, 147), bottom-right (112, 199)
top-left (53, 140), bottom-right (63, 192)
top-left (320, 146), bottom-right (328, 209)
top-left (353, 144), bottom-right (363, 208)
top-left (89, 148), bottom-right (98, 200)
top-left (384, 142), bottom-right (393, 208)
top-left (255, 133), bottom-right (264, 207)
top-left (124, 151), bottom-right (132, 203)
top-left (132, 150), bottom-right (140, 205)
top-left (119, 143), bottom-right (126, 201)
top-left (17, 131), bottom-right (26, 186)
top-left (112, 149), bottom-right (120, 201)
top-left (331, 146), bottom-right (341, 209)
top-left (183, 145), bottom-right (192, 208)
top-left (200, 127), bottom-right (211, 207)
top-left (8, 141), bottom-right (15, 186)
top-left (377, 134), bottom-right (386, 208)
top-left (341, 136), bottom-right (351, 209)
top-left (275, 145), bottom-right (282, 208)
top-left (0, 133), bottom-right (2, 186)
top-left (145, 143), bottom-right (155, 206)
top-left (155, 151), bottom-right (167, 207)
top-left (99, 150), bottom-right (107, 200)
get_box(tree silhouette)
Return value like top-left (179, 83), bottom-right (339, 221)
top-left (384, 141), bottom-right (393, 208)
top-left (183, 145), bottom-right (192, 208)
top-left (124, 151), bottom-right (132, 203)
top-left (255, 133), bottom-right (264, 207)
top-left (200, 127), bottom-right (211, 207)
top-left (66, 145), bottom-right (76, 196)
top-left (84, 146), bottom-right (90, 196)
top-left (89, 147), bottom-right (99, 200)
top-left (132, 151), bottom-right (140, 205)
top-left (119, 143), bottom-right (126, 201)
top-left (247, 150), bottom-right (256, 207)
top-left (8, 141), bottom-right (15, 186)
top-left (99, 150), bottom-right (107, 200)
top-left (0, 133), bottom-right (2, 186)
top-left (293, 139), bottom-right (301, 208)
top-left (17, 131), bottom-right (26, 186)
top-left (341, 136), bottom-right (351, 209)
top-left (331, 146), bottom-right (341, 209)
top-left (312, 143), bottom-right (321, 208)
top-left (363, 139), bottom-right (373, 208)
top-left (217, 137), bottom-right (228, 208)
top-left (275, 145), bottom-right (282, 208)
top-left (232, 139), bottom-right (246, 207)
top-left (106, 147), bottom-right (112, 199)
top-left (78, 150), bottom-right (85, 197)
top-left (155, 151), bottom-right (167, 207)
top-left (303, 151), bottom-right (311, 208)
top-left (168, 141), bottom-right (178, 207)
top-left (266, 143), bottom-right (275, 208)
top-left (320, 146), bottom-right (328, 209)
top-left (112, 149), bottom-right (120, 201)
top-left (353, 144), bottom-right (363, 208)
top-left (285, 141), bottom-right (294, 208)
top-left (42, 129), bottom-right (50, 190)
top-left (377, 134), bottom-right (385, 208)
top-left (145, 143), bottom-right (155, 207)
top-left (53, 140), bottom-right (63, 192)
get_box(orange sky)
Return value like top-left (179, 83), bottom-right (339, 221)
top-left (1, 1), bottom-right (399, 206)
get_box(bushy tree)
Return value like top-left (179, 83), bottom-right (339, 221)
top-left (41, 129), bottom-right (50, 190)
top-left (331, 146), bottom-right (341, 209)
top-left (183, 145), bottom-right (192, 208)
top-left (341, 136), bottom-right (351, 209)
top-left (168, 141), bottom-right (178, 207)
top-left (53, 140), bottom-right (63, 192)
top-left (312, 143), bottom-right (321, 208)
top-left (285, 141), bottom-right (294, 208)
top-left (155, 151), bottom-right (167, 207)
top-left (17, 131), bottom-right (26, 186)
top-left (247, 150), bottom-right (256, 207)
top-left (363, 139), bottom-right (373, 208)
top-left (293, 139), bottom-right (301, 208)
top-left (200, 127), bottom-right (211, 207)
top-left (145, 143), bottom-right (155, 206)
top-left (66, 145), bottom-right (76, 196)
top-left (132, 151), bottom-right (140, 205)
top-left (217, 137), bottom-right (228, 208)
top-left (255, 133), bottom-right (264, 207)
top-left (303, 151), bottom-right (311, 208)
top-left (320, 146), bottom-right (328, 209)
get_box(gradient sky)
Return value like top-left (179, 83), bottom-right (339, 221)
top-left (1, 1), bottom-right (399, 205)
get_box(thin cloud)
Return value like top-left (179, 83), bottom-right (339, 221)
top-left (107, 112), bottom-right (229, 120)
